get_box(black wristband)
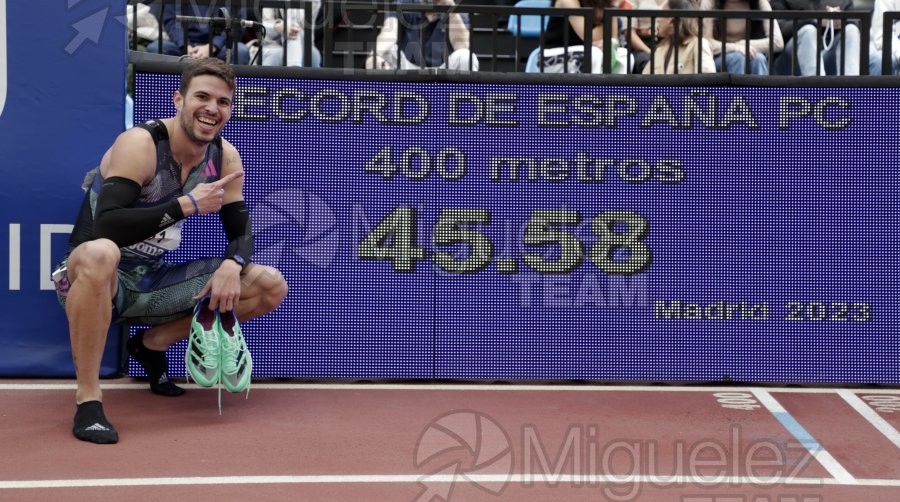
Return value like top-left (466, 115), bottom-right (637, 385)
top-left (226, 254), bottom-right (248, 271)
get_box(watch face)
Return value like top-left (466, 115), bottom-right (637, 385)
top-left (233, 255), bottom-right (246, 266)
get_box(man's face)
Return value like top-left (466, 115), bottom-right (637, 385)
top-left (174, 75), bottom-right (233, 146)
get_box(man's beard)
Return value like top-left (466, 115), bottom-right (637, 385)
top-left (179, 112), bottom-right (214, 146)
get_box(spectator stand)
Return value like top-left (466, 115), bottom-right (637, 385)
top-left (131, 0), bottom-right (318, 67)
top-left (606, 7), bottom-right (872, 75)
top-left (882, 9), bottom-right (900, 75)
top-left (323, 1), bottom-right (595, 72)
top-left (126, 1), bottom-right (898, 77)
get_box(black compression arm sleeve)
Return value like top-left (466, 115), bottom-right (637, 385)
top-left (93, 176), bottom-right (185, 247)
top-left (220, 201), bottom-right (254, 259)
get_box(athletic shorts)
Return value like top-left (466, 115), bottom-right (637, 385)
top-left (51, 256), bottom-right (224, 326)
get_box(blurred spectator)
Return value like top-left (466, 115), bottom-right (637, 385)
top-left (622, 0), bottom-right (668, 74)
top-left (770, 0), bottom-right (861, 75)
top-left (365, 0), bottom-right (480, 71)
top-left (643, 0), bottom-right (716, 73)
top-left (127, 1), bottom-right (164, 51)
top-left (146, 4), bottom-right (251, 64)
top-left (705, 0), bottom-right (783, 74)
top-left (259, 3), bottom-right (323, 67)
top-left (869, 0), bottom-right (900, 74)
top-left (537, 0), bottom-right (628, 73)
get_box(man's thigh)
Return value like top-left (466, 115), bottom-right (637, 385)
top-left (116, 258), bottom-right (224, 326)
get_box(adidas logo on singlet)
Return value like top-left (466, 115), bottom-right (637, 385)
top-left (159, 213), bottom-right (175, 228)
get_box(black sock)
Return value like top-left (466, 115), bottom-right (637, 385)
top-left (73, 401), bottom-right (118, 444)
top-left (126, 330), bottom-right (186, 397)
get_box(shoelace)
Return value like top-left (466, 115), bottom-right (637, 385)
top-left (220, 334), bottom-right (246, 374)
top-left (191, 303), bottom-right (220, 372)
top-left (199, 330), bottom-right (220, 369)
top-left (188, 326), bottom-right (220, 372)
top-left (220, 333), bottom-right (252, 396)
top-left (217, 330), bottom-right (251, 415)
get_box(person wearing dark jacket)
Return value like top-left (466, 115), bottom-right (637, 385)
top-left (146, 4), bottom-right (251, 64)
top-left (771, 0), bottom-right (861, 75)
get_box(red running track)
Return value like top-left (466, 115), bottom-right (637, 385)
top-left (0, 380), bottom-right (898, 501)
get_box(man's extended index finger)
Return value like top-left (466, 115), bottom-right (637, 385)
top-left (213, 171), bottom-right (243, 188)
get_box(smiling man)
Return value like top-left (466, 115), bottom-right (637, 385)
top-left (51, 58), bottom-right (288, 444)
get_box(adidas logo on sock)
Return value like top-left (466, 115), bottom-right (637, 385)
top-left (158, 373), bottom-right (170, 384)
top-left (85, 422), bottom-right (110, 432)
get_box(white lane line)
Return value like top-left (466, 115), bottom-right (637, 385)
top-left (2, 383), bottom-right (900, 393)
top-left (752, 389), bottom-right (857, 485)
top-left (837, 390), bottom-right (900, 450)
top-left (2, 474), bottom-right (900, 490)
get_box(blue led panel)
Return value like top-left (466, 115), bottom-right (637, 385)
top-left (134, 71), bottom-right (900, 383)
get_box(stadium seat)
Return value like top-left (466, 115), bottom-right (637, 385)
top-left (507, 0), bottom-right (552, 38)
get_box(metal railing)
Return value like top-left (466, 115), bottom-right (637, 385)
top-left (128, 1), bottom-right (893, 76)
top-left (323, 3), bottom-right (595, 72)
top-left (129, 0), bottom-right (317, 67)
top-left (604, 8), bottom-right (871, 75)
top-left (883, 10), bottom-right (900, 75)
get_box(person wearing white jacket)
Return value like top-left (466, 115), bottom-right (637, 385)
top-left (260, 3), bottom-right (323, 67)
top-left (870, 0), bottom-right (900, 74)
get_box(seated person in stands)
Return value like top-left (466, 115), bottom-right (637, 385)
top-left (127, 1), bottom-right (162, 52)
top-left (365, 0), bottom-right (480, 71)
top-left (770, 0), bottom-right (861, 76)
top-left (704, 0), bottom-right (783, 74)
top-left (869, 0), bottom-right (900, 74)
top-left (259, 3), bottom-right (323, 68)
top-left (146, 4), bottom-right (251, 65)
top-left (535, 0), bottom-right (626, 73)
top-left (643, 0), bottom-right (716, 73)
top-left (622, 0), bottom-right (668, 74)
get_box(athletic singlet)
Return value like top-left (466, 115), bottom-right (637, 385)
top-left (67, 119), bottom-right (224, 261)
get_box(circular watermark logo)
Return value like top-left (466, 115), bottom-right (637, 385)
top-left (250, 189), bottom-right (339, 270)
top-left (414, 410), bottom-right (513, 501)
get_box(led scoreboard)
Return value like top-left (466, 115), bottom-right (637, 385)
top-left (134, 68), bottom-right (900, 384)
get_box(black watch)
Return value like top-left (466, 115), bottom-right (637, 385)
top-left (228, 254), bottom-right (248, 272)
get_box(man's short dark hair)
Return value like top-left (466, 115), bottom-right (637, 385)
top-left (179, 57), bottom-right (236, 95)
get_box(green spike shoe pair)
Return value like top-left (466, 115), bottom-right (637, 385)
top-left (186, 295), bottom-right (253, 414)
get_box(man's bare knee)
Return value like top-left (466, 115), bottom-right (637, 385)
top-left (241, 265), bottom-right (288, 311)
top-left (70, 239), bottom-right (120, 280)
top-left (267, 273), bottom-right (289, 307)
